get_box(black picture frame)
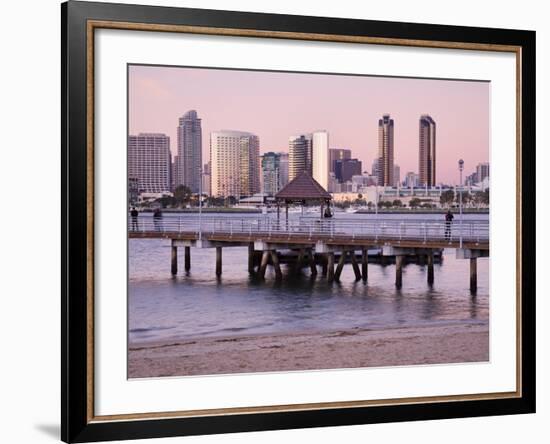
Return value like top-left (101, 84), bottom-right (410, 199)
top-left (61, 1), bottom-right (536, 442)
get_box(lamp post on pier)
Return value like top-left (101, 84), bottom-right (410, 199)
top-left (458, 159), bottom-right (464, 248)
top-left (375, 184), bottom-right (379, 216)
top-left (199, 165), bottom-right (203, 241)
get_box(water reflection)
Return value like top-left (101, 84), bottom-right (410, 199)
top-left (129, 238), bottom-right (489, 344)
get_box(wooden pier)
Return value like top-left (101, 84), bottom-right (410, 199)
top-left (129, 215), bottom-right (489, 292)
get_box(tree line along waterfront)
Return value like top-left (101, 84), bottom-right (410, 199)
top-left (134, 184), bottom-right (489, 212)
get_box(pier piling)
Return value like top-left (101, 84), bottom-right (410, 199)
top-left (309, 251), bottom-right (318, 277)
top-left (294, 249), bottom-right (305, 275)
top-left (334, 250), bottom-right (347, 282)
top-left (271, 250), bottom-right (283, 280)
top-left (327, 252), bottom-right (335, 282)
top-left (184, 246), bottom-right (191, 272)
top-left (470, 257), bottom-right (477, 293)
top-left (321, 256), bottom-right (328, 276)
top-left (171, 245), bottom-right (177, 275)
top-left (258, 251), bottom-right (270, 279)
top-left (350, 250), bottom-right (362, 281)
top-left (427, 253), bottom-right (434, 285)
top-left (361, 248), bottom-right (368, 281)
top-left (248, 243), bottom-right (255, 273)
top-left (395, 255), bottom-right (404, 288)
top-left (216, 247), bottom-right (222, 277)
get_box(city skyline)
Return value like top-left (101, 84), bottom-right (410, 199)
top-left (129, 64), bottom-right (490, 185)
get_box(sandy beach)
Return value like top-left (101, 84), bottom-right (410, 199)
top-left (128, 322), bottom-right (489, 378)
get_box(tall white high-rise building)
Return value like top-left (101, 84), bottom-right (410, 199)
top-left (288, 134), bottom-right (312, 182)
top-left (378, 114), bottom-right (394, 187)
top-left (210, 130), bottom-right (260, 198)
top-left (311, 130), bottom-right (329, 190)
top-left (176, 110), bottom-right (202, 193)
top-left (128, 133), bottom-right (171, 193)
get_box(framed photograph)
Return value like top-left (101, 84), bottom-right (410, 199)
top-left (61, 1), bottom-right (536, 442)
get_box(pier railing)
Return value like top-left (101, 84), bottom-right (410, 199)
top-left (128, 216), bottom-right (489, 244)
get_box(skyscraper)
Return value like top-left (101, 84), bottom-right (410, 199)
top-left (210, 130), bottom-right (260, 198)
top-left (288, 134), bottom-right (312, 182)
top-left (176, 110), bottom-right (202, 193)
top-left (311, 130), bottom-right (329, 190)
top-left (393, 164), bottom-right (401, 187)
top-left (329, 148), bottom-right (351, 173)
top-left (261, 152), bottom-right (281, 196)
top-left (378, 114), bottom-right (394, 187)
top-left (240, 134), bottom-right (261, 197)
top-left (334, 158), bottom-right (362, 183)
top-left (404, 171), bottom-right (419, 188)
top-left (371, 158), bottom-right (379, 180)
top-left (476, 162), bottom-right (490, 182)
top-left (128, 133), bottom-right (171, 193)
top-left (279, 152), bottom-right (289, 187)
top-left (418, 114), bottom-right (436, 187)
top-left (173, 155), bottom-right (179, 190)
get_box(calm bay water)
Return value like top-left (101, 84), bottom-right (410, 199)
top-left (128, 213), bottom-right (489, 344)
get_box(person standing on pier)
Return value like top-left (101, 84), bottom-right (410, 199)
top-left (130, 207), bottom-right (139, 231)
top-left (445, 210), bottom-right (454, 240)
top-left (153, 207), bottom-right (163, 232)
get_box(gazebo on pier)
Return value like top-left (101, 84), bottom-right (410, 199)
top-left (275, 171), bottom-right (332, 223)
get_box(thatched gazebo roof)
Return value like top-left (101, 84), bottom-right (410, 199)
top-left (275, 171), bottom-right (331, 203)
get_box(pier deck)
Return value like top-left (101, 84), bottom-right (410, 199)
top-left (129, 216), bottom-right (488, 291)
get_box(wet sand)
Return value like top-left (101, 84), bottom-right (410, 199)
top-left (128, 323), bottom-right (489, 378)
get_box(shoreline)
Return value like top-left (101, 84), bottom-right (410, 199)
top-left (132, 208), bottom-right (488, 215)
top-left (128, 322), bottom-right (489, 379)
top-left (354, 209), bottom-right (489, 214)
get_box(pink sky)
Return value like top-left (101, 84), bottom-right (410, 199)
top-left (129, 64), bottom-right (489, 185)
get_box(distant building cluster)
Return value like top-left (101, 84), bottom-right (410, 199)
top-left (128, 133), bottom-right (171, 194)
top-left (466, 162), bottom-right (490, 189)
top-left (128, 110), bottom-right (489, 206)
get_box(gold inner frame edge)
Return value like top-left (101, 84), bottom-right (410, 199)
top-left (85, 19), bottom-right (523, 423)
